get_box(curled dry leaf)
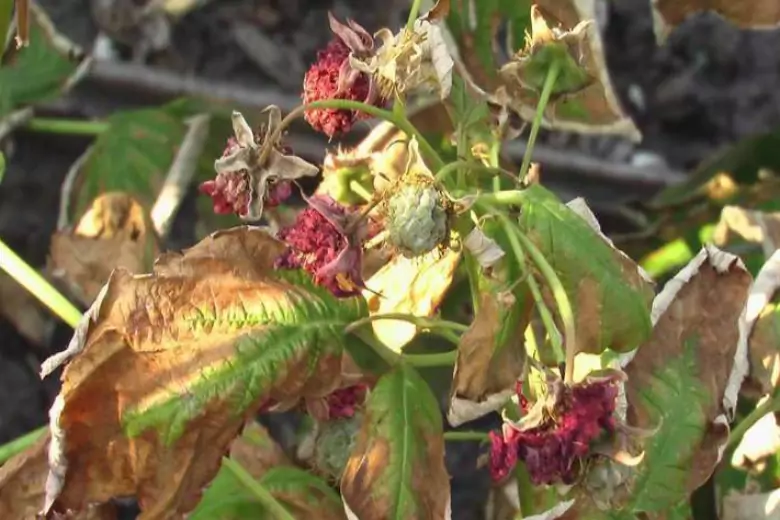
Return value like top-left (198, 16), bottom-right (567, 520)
top-left (40, 226), bottom-right (367, 518)
top-left (713, 205), bottom-right (780, 260)
top-left (741, 250), bottom-right (780, 395)
top-left (49, 192), bottom-right (158, 306)
top-left (341, 364), bottom-right (451, 520)
top-left (494, 1), bottom-right (641, 141)
top-left (0, 433), bottom-right (117, 520)
top-left (621, 245), bottom-right (752, 512)
top-left (652, 0), bottom-right (780, 42)
top-left (363, 248), bottom-right (461, 352)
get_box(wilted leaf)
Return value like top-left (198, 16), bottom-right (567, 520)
top-left (494, 2), bottom-right (640, 140)
top-left (341, 363), bottom-right (450, 519)
top-left (0, 3), bottom-right (83, 118)
top-left (49, 192), bottom-right (158, 306)
top-left (742, 250), bottom-right (780, 395)
top-left (713, 205), bottom-right (780, 259)
top-left (518, 184), bottom-right (654, 356)
top-left (40, 226), bottom-right (367, 518)
top-left (191, 422), bottom-right (344, 519)
top-left (652, 0), bottom-right (780, 42)
top-left (0, 433), bottom-right (117, 520)
top-left (363, 248), bottom-right (461, 353)
top-left (622, 245), bottom-right (752, 512)
top-left (68, 108), bottom-right (188, 221)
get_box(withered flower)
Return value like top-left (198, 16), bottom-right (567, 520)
top-left (200, 108), bottom-right (319, 220)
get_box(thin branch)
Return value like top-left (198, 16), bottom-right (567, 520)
top-left (57, 145), bottom-right (93, 230)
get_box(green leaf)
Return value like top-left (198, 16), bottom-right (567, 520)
top-left (0, 0), bottom-right (12, 56)
top-left (71, 108), bottom-right (188, 219)
top-left (623, 246), bottom-right (752, 513)
top-left (341, 363), bottom-right (450, 519)
top-left (0, 6), bottom-right (80, 117)
top-left (517, 184), bottom-right (654, 355)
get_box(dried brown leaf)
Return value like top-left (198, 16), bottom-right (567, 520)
top-left (40, 226), bottom-right (354, 519)
top-left (494, 1), bottom-right (641, 140)
top-left (0, 433), bottom-right (117, 520)
top-left (713, 205), bottom-right (780, 259)
top-left (49, 192), bottom-right (158, 306)
top-left (363, 248), bottom-right (461, 352)
top-left (652, 0), bottom-right (780, 41)
top-left (447, 291), bottom-right (530, 427)
top-left (228, 422), bottom-right (291, 477)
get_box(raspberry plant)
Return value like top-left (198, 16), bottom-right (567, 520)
top-left (1, 1), bottom-right (779, 519)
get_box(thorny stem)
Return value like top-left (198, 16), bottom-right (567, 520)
top-left (0, 238), bottom-right (82, 328)
top-left (25, 117), bottom-right (109, 135)
top-left (262, 99), bottom-right (445, 171)
top-left (221, 457), bottom-right (296, 520)
top-left (518, 58), bottom-right (561, 182)
top-left (406, 0), bottom-right (423, 32)
top-left (726, 389), bottom-right (780, 451)
top-left (0, 425), bottom-right (46, 464)
top-left (512, 229), bottom-right (577, 383)
top-left (434, 160), bottom-right (517, 184)
top-left (443, 431), bottom-right (490, 442)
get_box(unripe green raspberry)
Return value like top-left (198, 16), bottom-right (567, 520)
top-left (313, 415), bottom-right (362, 481)
top-left (385, 176), bottom-right (450, 257)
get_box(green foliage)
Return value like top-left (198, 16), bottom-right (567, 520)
top-left (122, 270), bottom-right (367, 445)
top-left (517, 184), bottom-right (654, 354)
top-left (0, 151), bottom-right (4, 185)
top-left (0, 12), bottom-right (78, 117)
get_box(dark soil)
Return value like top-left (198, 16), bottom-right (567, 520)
top-left (2, 0), bottom-right (780, 517)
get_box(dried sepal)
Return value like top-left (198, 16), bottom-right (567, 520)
top-left (493, 2), bottom-right (641, 140)
top-left (207, 108), bottom-right (318, 220)
top-left (349, 18), bottom-right (454, 100)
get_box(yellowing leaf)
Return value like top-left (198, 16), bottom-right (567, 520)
top-left (49, 192), bottom-right (158, 306)
top-left (363, 248), bottom-right (461, 352)
top-left (39, 226), bottom-right (367, 518)
top-left (341, 364), bottom-right (450, 519)
top-left (652, 0), bottom-right (780, 42)
top-left (743, 250), bottom-right (780, 395)
top-left (713, 205), bottom-right (780, 260)
top-left (494, 1), bottom-right (640, 140)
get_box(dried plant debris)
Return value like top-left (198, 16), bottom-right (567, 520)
top-left (713, 205), bottom-right (780, 259)
top-left (652, 0), bottom-right (780, 42)
top-left (493, 2), bottom-right (641, 140)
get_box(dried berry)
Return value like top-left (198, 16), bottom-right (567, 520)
top-left (276, 194), bottom-right (369, 297)
top-left (302, 13), bottom-right (386, 137)
top-left (489, 377), bottom-right (620, 485)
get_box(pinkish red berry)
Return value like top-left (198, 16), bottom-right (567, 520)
top-left (324, 383), bottom-right (369, 420)
top-left (489, 378), bottom-right (620, 486)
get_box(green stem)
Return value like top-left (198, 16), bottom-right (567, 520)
top-left (727, 391), bottom-right (780, 451)
top-left (443, 431), bottom-right (489, 442)
top-left (402, 349), bottom-right (457, 367)
top-left (434, 160), bottom-right (516, 184)
top-left (349, 180), bottom-right (374, 203)
top-left (222, 457), bottom-right (295, 520)
top-left (475, 190), bottom-right (526, 207)
top-left (0, 239), bottom-right (82, 328)
top-left (346, 313), bottom-right (468, 334)
top-left (25, 118), bottom-right (108, 136)
top-left (512, 229), bottom-right (576, 383)
top-left (264, 99), bottom-right (445, 171)
top-left (406, 0), bottom-right (423, 32)
top-left (518, 59), bottom-right (561, 182)
top-left (0, 426), bottom-right (46, 465)
top-left (0, 0), bottom-right (13, 55)
top-left (490, 140), bottom-right (502, 192)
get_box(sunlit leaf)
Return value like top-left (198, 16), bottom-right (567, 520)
top-left (341, 363), bottom-right (450, 519)
top-left (518, 184), bottom-right (654, 355)
top-left (722, 488), bottom-right (780, 520)
top-left (39, 226), bottom-right (367, 518)
top-left (622, 246), bottom-right (752, 512)
top-left (363, 248), bottom-right (461, 353)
